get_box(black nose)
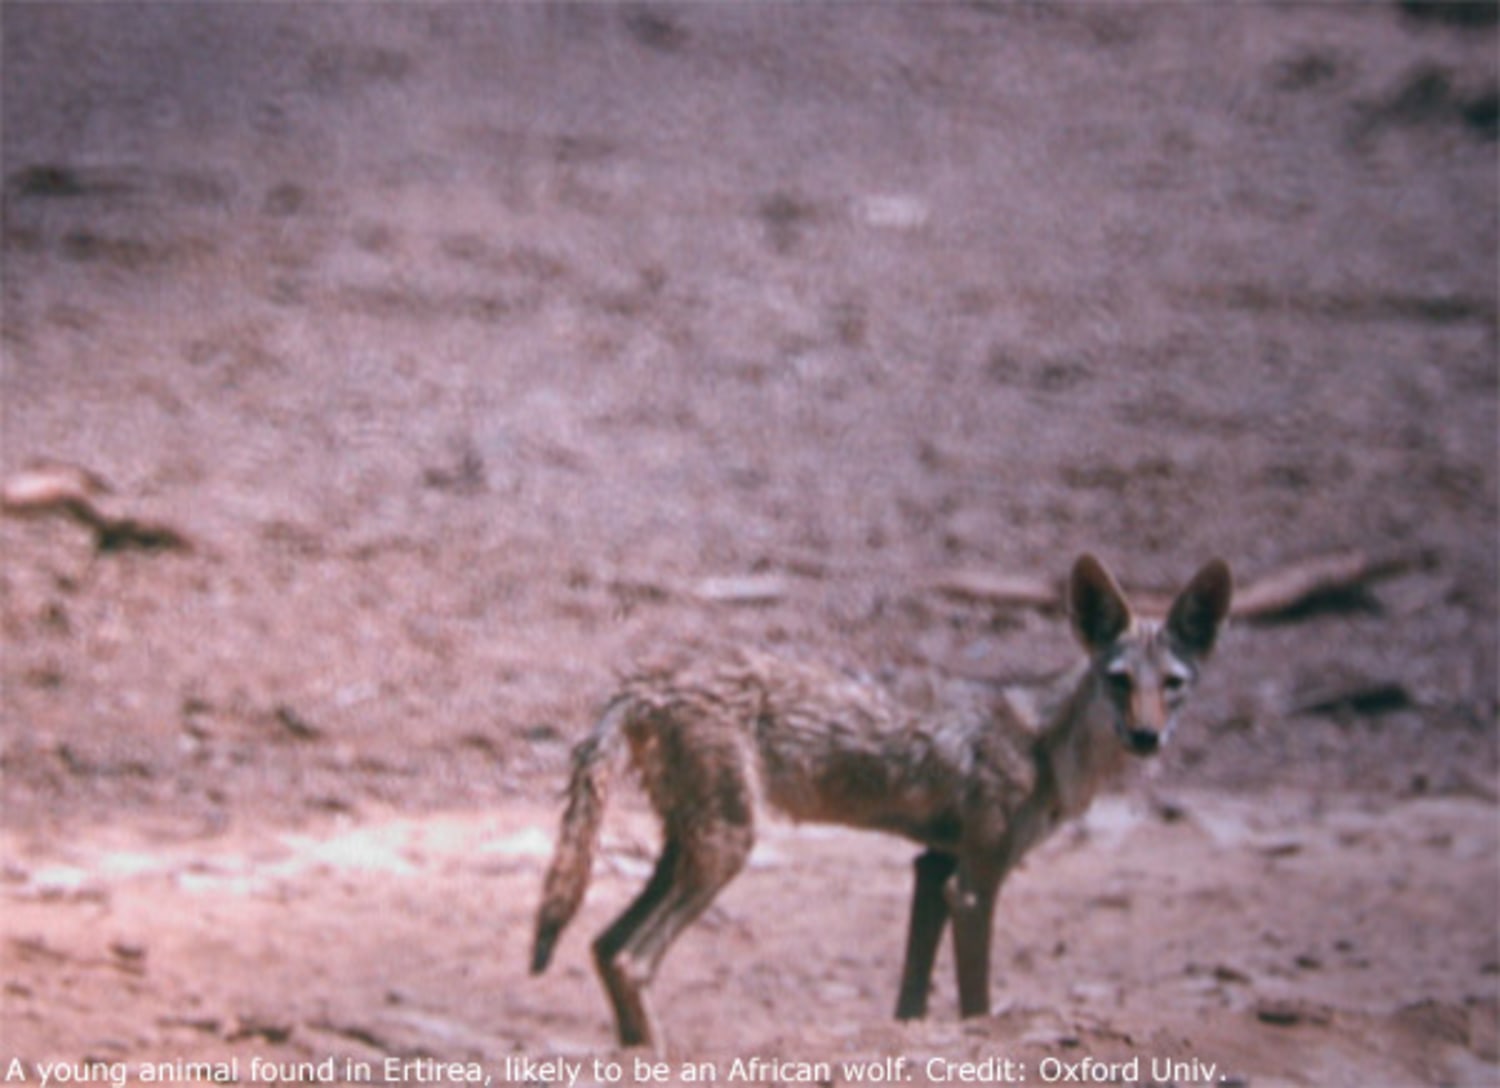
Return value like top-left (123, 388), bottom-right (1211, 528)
top-left (1126, 729), bottom-right (1160, 755)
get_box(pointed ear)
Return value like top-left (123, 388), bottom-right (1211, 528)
top-left (1070, 554), bottom-right (1132, 654)
top-left (1166, 558), bottom-right (1233, 658)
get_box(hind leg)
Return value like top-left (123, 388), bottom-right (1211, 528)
top-left (592, 839), bottom-right (682, 1048)
top-left (591, 709), bottom-right (758, 1051)
top-left (591, 823), bottom-right (753, 1050)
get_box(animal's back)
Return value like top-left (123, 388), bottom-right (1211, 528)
top-left (618, 649), bottom-right (1040, 849)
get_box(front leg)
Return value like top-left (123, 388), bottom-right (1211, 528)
top-left (894, 849), bottom-right (957, 1020)
top-left (949, 860), bottom-right (1003, 1018)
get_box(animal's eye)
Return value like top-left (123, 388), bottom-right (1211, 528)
top-left (1163, 674), bottom-right (1187, 693)
top-left (1106, 671), bottom-right (1133, 693)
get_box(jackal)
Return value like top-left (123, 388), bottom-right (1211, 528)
top-left (530, 554), bottom-right (1232, 1049)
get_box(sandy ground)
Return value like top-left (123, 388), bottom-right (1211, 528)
top-left (1, 4), bottom-right (1497, 1086)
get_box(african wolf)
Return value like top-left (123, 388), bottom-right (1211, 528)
top-left (531, 554), bottom-right (1233, 1049)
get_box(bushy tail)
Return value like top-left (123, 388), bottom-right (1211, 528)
top-left (530, 695), bottom-right (632, 974)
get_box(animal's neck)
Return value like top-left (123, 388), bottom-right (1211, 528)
top-left (1035, 661), bottom-right (1130, 820)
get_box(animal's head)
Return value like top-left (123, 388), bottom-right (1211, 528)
top-left (1069, 554), bottom-right (1233, 757)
